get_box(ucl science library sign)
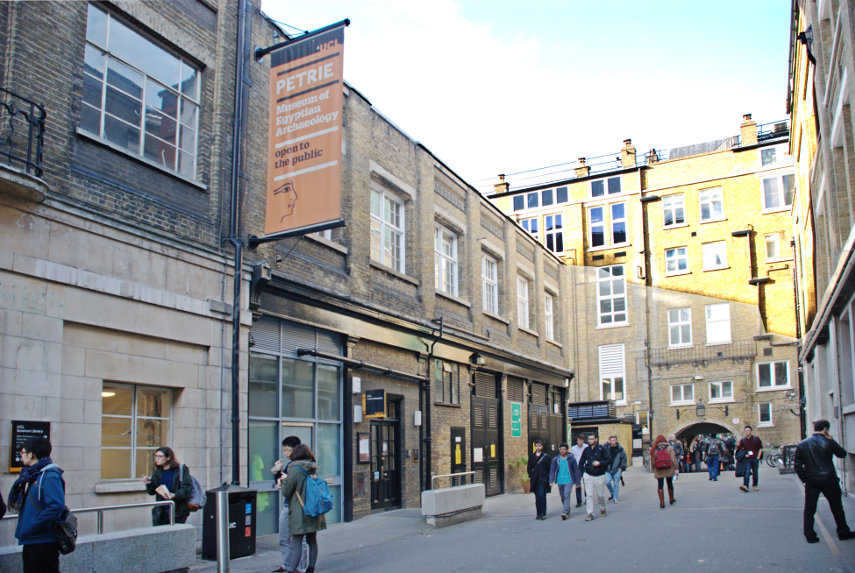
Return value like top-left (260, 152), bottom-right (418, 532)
top-left (263, 21), bottom-right (348, 238)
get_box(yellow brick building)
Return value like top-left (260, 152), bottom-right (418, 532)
top-left (490, 116), bottom-right (802, 452)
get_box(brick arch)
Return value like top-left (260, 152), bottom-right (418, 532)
top-left (672, 419), bottom-right (736, 441)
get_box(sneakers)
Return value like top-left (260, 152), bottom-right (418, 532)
top-left (753, 487), bottom-right (759, 491)
top-left (600, 509), bottom-right (607, 517)
top-left (585, 514), bottom-right (594, 521)
top-left (739, 485), bottom-right (749, 492)
top-left (561, 513), bottom-right (567, 520)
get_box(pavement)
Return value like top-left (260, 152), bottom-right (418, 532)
top-left (190, 466), bottom-right (855, 573)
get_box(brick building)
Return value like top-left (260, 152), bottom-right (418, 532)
top-left (489, 115), bottom-right (802, 453)
top-left (0, 0), bottom-right (572, 543)
top-left (788, 0), bottom-right (855, 491)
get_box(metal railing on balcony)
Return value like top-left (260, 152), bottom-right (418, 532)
top-left (647, 339), bottom-right (757, 367)
top-left (0, 87), bottom-right (46, 177)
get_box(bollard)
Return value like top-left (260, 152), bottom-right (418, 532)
top-left (214, 489), bottom-right (230, 573)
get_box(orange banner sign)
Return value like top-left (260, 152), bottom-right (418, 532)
top-left (264, 24), bottom-right (346, 236)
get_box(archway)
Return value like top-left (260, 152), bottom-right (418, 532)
top-left (675, 421), bottom-right (736, 473)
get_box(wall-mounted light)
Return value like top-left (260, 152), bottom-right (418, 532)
top-left (470, 352), bottom-right (485, 366)
top-left (101, 391), bottom-right (116, 398)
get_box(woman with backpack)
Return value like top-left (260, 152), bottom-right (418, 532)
top-left (650, 434), bottom-right (678, 509)
top-left (142, 446), bottom-right (193, 525)
top-left (280, 444), bottom-right (326, 573)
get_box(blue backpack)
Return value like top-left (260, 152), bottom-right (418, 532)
top-left (295, 465), bottom-right (334, 517)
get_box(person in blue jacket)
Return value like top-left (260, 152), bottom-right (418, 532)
top-left (548, 443), bottom-right (582, 520)
top-left (8, 437), bottom-right (65, 573)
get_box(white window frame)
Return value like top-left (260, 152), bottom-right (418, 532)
top-left (544, 292), bottom-right (555, 341)
top-left (663, 194), bottom-right (685, 227)
top-left (591, 176), bottom-right (621, 197)
top-left (761, 147), bottom-right (777, 166)
top-left (699, 187), bottom-right (724, 222)
top-left (758, 402), bottom-right (774, 426)
top-left (709, 380), bottom-right (734, 403)
top-left (544, 213), bottom-right (563, 253)
top-left (668, 307), bottom-right (692, 348)
top-left (588, 202), bottom-right (627, 249)
top-left (434, 225), bottom-right (458, 297)
top-left (599, 344), bottom-right (626, 404)
top-left (517, 275), bottom-right (531, 330)
top-left (757, 360), bottom-right (790, 390)
top-left (521, 217), bottom-right (539, 239)
top-left (597, 265), bottom-right (627, 327)
top-left (482, 254), bottom-right (499, 315)
top-left (702, 241), bottom-right (728, 270)
top-left (761, 173), bottom-right (795, 211)
top-left (765, 233), bottom-right (781, 260)
top-left (705, 303), bottom-right (731, 345)
top-left (370, 187), bottom-right (405, 272)
top-left (671, 383), bottom-right (694, 405)
top-left (83, 4), bottom-right (200, 179)
top-left (665, 247), bottom-right (689, 275)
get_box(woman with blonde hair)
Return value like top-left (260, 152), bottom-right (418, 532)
top-left (650, 434), bottom-right (678, 508)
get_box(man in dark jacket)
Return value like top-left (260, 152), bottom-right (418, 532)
top-left (9, 437), bottom-right (65, 573)
top-left (605, 435), bottom-right (627, 503)
top-left (579, 434), bottom-right (611, 521)
top-left (527, 440), bottom-right (551, 520)
top-left (795, 419), bottom-right (853, 543)
top-left (737, 426), bottom-right (763, 492)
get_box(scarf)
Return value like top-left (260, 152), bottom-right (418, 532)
top-left (8, 456), bottom-right (53, 512)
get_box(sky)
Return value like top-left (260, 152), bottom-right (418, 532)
top-left (260, 0), bottom-right (792, 193)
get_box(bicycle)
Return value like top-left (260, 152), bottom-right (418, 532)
top-left (765, 448), bottom-right (782, 468)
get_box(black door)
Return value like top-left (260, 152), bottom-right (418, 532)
top-left (450, 427), bottom-right (466, 486)
top-left (370, 407), bottom-right (401, 509)
top-left (529, 382), bottom-right (551, 453)
top-left (472, 371), bottom-right (502, 496)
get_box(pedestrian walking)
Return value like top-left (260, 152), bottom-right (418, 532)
top-left (271, 436), bottom-right (306, 573)
top-left (692, 435), bottom-right (706, 473)
top-left (142, 446), bottom-right (193, 525)
top-left (605, 435), bottom-right (627, 503)
top-left (579, 434), bottom-right (610, 521)
top-left (668, 434), bottom-right (684, 473)
top-left (737, 426), bottom-right (763, 492)
top-left (9, 437), bottom-right (65, 573)
top-left (705, 434), bottom-right (724, 481)
top-left (794, 419), bottom-right (854, 543)
top-left (650, 434), bottom-right (678, 509)
top-left (527, 439), bottom-right (551, 520)
top-left (280, 444), bottom-right (326, 573)
top-left (569, 435), bottom-right (588, 508)
top-left (549, 443), bottom-right (581, 520)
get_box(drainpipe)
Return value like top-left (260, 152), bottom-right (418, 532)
top-left (790, 239), bottom-right (807, 439)
top-left (424, 318), bottom-right (443, 491)
top-left (640, 194), bottom-right (660, 437)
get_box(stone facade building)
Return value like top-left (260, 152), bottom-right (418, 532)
top-left (0, 0), bottom-right (572, 544)
top-left (788, 0), bottom-right (855, 491)
top-left (489, 116), bottom-right (802, 452)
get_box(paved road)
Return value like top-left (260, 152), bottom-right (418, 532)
top-left (191, 467), bottom-right (855, 573)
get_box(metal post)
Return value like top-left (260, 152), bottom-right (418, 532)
top-left (97, 509), bottom-right (103, 534)
top-left (215, 489), bottom-right (230, 573)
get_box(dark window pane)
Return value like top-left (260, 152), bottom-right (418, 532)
top-left (107, 58), bottom-right (143, 100)
top-left (542, 189), bottom-right (553, 206)
top-left (592, 228), bottom-right (604, 247)
top-left (105, 84), bottom-right (142, 126)
top-left (613, 221), bottom-right (626, 244)
top-left (80, 103), bottom-right (101, 134)
top-left (104, 115), bottom-right (140, 152)
top-left (144, 134), bottom-right (176, 168)
top-left (555, 234), bottom-right (563, 252)
top-left (556, 186), bottom-right (568, 203)
top-left (84, 44), bottom-right (105, 80)
top-left (608, 177), bottom-right (621, 194)
top-left (146, 78), bottom-right (179, 120)
top-left (527, 192), bottom-right (538, 208)
top-left (145, 107), bottom-right (177, 145)
top-left (513, 195), bottom-right (524, 211)
top-left (592, 180), bottom-right (604, 197)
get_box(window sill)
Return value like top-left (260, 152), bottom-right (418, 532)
top-left (546, 339), bottom-right (563, 350)
top-left (761, 206), bottom-right (792, 215)
top-left (699, 217), bottom-right (727, 224)
top-left (670, 402), bottom-right (695, 407)
top-left (708, 398), bottom-right (736, 404)
top-left (665, 269), bottom-right (691, 277)
top-left (434, 402), bottom-right (461, 408)
top-left (705, 340), bottom-right (733, 346)
top-left (668, 343), bottom-right (693, 350)
top-left (77, 129), bottom-right (208, 191)
top-left (758, 422), bottom-right (775, 428)
top-left (306, 232), bottom-right (347, 255)
top-left (596, 322), bottom-right (630, 330)
top-left (763, 257), bottom-right (793, 264)
top-left (94, 480), bottom-right (147, 494)
top-left (702, 266), bottom-right (730, 272)
top-left (518, 326), bottom-right (539, 337)
top-left (756, 386), bottom-right (792, 392)
top-left (587, 242), bottom-right (631, 253)
top-left (482, 311), bottom-right (509, 324)
top-left (436, 291), bottom-right (471, 308)
top-left (369, 260), bottom-right (418, 285)
top-left (663, 223), bottom-right (689, 230)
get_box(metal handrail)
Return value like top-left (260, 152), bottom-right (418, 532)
top-left (2, 500), bottom-right (175, 534)
top-left (430, 471), bottom-right (475, 488)
top-left (0, 87), bottom-right (46, 177)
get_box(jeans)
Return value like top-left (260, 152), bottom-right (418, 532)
top-left (706, 456), bottom-right (720, 480)
top-left (287, 532), bottom-right (317, 573)
top-left (804, 475), bottom-right (851, 540)
top-left (584, 473), bottom-right (607, 515)
top-left (743, 459), bottom-right (760, 487)
top-left (557, 483), bottom-right (574, 514)
top-left (605, 469), bottom-right (622, 500)
top-left (575, 484), bottom-right (583, 505)
top-left (279, 502), bottom-right (308, 570)
top-left (22, 542), bottom-right (59, 573)
top-left (534, 480), bottom-right (547, 517)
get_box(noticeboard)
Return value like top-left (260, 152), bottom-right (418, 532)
top-left (510, 402), bottom-right (522, 437)
top-left (10, 420), bottom-right (50, 472)
top-left (363, 389), bottom-right (386, 418)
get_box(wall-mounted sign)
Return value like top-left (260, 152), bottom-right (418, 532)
top-left (510, 402), bottom-right (522, 437)
top-left (10, 420), bottom-right (50, 472)
top-left (363, 389), bottom-right (386, 418)
top-left (357, 433), bottom-right (370, 464)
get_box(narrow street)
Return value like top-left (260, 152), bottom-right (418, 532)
top-left (193, 467), bottom-right (855, 573)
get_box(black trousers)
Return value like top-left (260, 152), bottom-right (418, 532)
top-left (804, 475), bottom-right (850, 539)
top-left (22, 541), bottom-right (59, 573)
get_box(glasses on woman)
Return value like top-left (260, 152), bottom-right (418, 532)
top-left (154, 454), bottom-right (166, 459)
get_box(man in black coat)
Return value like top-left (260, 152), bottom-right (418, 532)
top-left (795, 419), bottom-right (853, 543)
top-left (527, 439), bottom-right (551, 520)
